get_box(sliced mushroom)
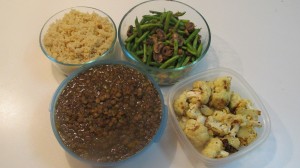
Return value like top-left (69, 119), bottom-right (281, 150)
top-left (153, 42), bottom-right (164, 54)
top-left (153, 53), bottom-right (163, 63)
top-left (127, 25), bottom-right (134, 37)
top-left (155, 28), bottom-right (166, 41)
top-left (161, 45), bottom-right (173, 57)
top-left (185, 21), bottom-right (195, 33)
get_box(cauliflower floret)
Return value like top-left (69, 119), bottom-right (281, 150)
top-left (179, 116), bottom-right (188, 130)
top-left (199, 104), bottom-right (214, 116)
top-left (186, 103), bottom-right (201, 119)
top-left (212, 76), bottom-right (232, 92)
top-left (186, 81), bottom-right (212, 104)
top-left (202, 138), bottom-right (229, 158)
top-left (174, 91), bottom-right (188, 116)
top-left (229, 93), bottom-right (253, 112)
top-left (184, 119), bottom-right (210, 149)
top-left (205, 111), bottom-right (244, 136)
top-left (236, 109), bottom-right (261, 121)
top-left (237, 126), bottom-right (257, 146)
top-left (209, 90), bottom-right (232, 110)
top-left (229, 92), bottom-right (242, 110)
top-left (224, 135), bottom-right (241, 149)
top-left (209, 76), bottom-right (232, 110)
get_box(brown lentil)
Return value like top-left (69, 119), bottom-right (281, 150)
top-left (55, 64), bottom-right (162, 162)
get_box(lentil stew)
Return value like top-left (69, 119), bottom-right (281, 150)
top-left (52, 62), bottom-right (164, 163)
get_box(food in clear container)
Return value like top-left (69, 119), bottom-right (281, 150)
top-left (173, 76), bottom-right (263, 158)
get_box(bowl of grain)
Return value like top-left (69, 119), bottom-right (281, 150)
top-left (39, 6), bottom-right (117, 75)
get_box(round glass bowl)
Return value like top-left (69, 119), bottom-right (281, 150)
top-left (118, 0), bottom-right (211, 85)
top-left (50, 60), bottom-right (168, 167)
top-left (40, 6), bottom-right (117, 75)
top-left (167, 68), bottom-right (271, 166)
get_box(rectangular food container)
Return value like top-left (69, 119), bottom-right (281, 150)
top-left (167, 67), bottom-right (271, 166)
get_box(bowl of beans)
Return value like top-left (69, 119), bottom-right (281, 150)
top-left (40, 6), bottom-right (117, 75)
top-left (50, 60), bottom-right (167, 166)
top-left (118, 0), bottom-right (211, 85)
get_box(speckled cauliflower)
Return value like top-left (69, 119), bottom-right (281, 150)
top-left (173, 76), bottom-right (263, 159)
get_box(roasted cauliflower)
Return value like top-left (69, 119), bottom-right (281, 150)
top-left (173, 76), bottom-right (263, 158)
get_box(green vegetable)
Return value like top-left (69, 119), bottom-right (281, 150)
top-left (159, 55), bottom-right (180, 69)
top-left (124, 10), bottom-right (204, 70)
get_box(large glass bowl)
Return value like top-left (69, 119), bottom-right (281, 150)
top-left (50, 60), bottom-right (168, 167)
top-left (118, 0), bottom-right (211, 85)
top-left (40, 6), bottom-right (117, 75)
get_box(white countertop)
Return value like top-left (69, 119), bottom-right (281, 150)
top-left (1, 0), bottom-right (299, 168)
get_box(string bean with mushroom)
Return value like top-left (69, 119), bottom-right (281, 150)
top-left (125, 10), bottom-right (204, 69)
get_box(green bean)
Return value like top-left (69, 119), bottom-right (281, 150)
top-left (174, 19), bottom-right (181, 31)
top-left (196, 43), bottom-right (203, 58)
top-left (129, 51), bottom-right (142, 62)
top-left (140, 23), bottom-right (163, 30)
top-left (171, 16), bottom-right (184, 27)
top-left (177, 30), bottom-right (187, 36)
top-left (159, 55), bottom-right (180, 69)
top-left (132, 31), bottom-right (150, 50)
top-left (125, 32), bottom-right (137, 43)
top-left (126, 42), bottom-right (132, 51)
top-left (187, 43), bottom-right (197, 55)
top-left (164, 11), bottom-right (172, 33)
top-left (149, 62), bottom-right (161, 67)
top-left (149, 10), bottom-right (162, 15)
top-left (160, 12), bottom-right (167, 24)
top-left (174, 39), bottom-right (178, 56)
top-left (193, 35), bottom-right (199, 48)
top-left (143, 42), bottom-right (147, 63)
top-left (184, 28), bottom-right (200, 45)
top-left (135, 17), bottom-right (142, 37)
top-left (135, 50), bottom-right (144, 55)
top-left (174, 11), bottom-right (186, 17)
top-left (182, 56), bottom-right (191, 66)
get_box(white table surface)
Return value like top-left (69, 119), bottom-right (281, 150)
top-left (1, 0), bottom-right (299, 167)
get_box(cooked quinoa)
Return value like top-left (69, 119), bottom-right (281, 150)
top-left (43, 9), bottom-right (115, 64)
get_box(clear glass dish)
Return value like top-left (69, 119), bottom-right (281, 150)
top-left (167, 67), bottom-right (271, 166)
top-left (50, 60), bottom-right (168, 167)
top-left (40, 6), bottom-right (117, 75)
top-left (118, 0), bottom-right (211, 85)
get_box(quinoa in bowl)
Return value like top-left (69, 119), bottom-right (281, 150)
top-left (40, 6), bottom-right (117, 75)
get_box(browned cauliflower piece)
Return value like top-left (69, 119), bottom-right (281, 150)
top-left (184, 119), bottom-right (210, 149)
top-left (202, 138), bottom-right (229, 158)
top-left (174, 91), bottom-right (188, 116)
top-left (209, 76), bottom-right (232, 109)
top-left (209, 90), bottom-right (232, 110)
top-left (179, 116), bottom-right (188, 130)
top-left (237, 126), bottom-right (257, 146)
top-left (199, 104), bottom-right (214, 116)
top-left (224, 135), bottom-right (241, 149)
top-left (205, 111), bottom-right (244, 136)
top-left (186, 81), bottom-right (212, 105)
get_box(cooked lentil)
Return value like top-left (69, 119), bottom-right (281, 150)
top-left (55, 64), bottom-right (162, 162)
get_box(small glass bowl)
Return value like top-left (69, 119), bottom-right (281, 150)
top-left (50, 60), bottom-right (168, 167)
top-left (167, 67), bottom-right (271, 166)
top-left (118, 0), bottom-right (211, 85)
top-left (40, 6), bottom-right (117, 75)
